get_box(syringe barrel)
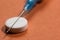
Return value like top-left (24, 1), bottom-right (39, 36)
top-left (24, 0), bottom-right (41, 11)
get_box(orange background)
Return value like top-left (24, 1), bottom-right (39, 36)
top-left (0, 0), bottom-right (60, 40)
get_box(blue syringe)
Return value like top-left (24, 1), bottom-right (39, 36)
top-left (6, 0), bottom-right (41, 33)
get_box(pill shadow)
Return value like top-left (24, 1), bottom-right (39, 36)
top-left (7, 31), bottom-right (28, 38)
top-left (25, 0), bottom-right (50, 20)
top-left (1, 25), bottom-right (28, 37)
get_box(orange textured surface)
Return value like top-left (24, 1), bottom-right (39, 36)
top-left (0, 0), bottom-right (60, 40)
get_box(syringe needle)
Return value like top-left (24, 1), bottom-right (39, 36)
top-left (6, 10), bottom-right (26, 33)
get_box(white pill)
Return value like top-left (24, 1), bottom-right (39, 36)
top-left (5, 17), bottom-right (28, 33)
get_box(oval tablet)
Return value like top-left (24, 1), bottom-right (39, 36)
top-left (5, 17), bottom-right (28, 34)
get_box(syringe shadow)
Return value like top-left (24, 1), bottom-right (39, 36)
top-left (25, 0), bottom-right (51, 20)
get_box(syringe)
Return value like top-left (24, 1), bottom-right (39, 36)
top-left (6, 0), bottom-right (41, 33)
